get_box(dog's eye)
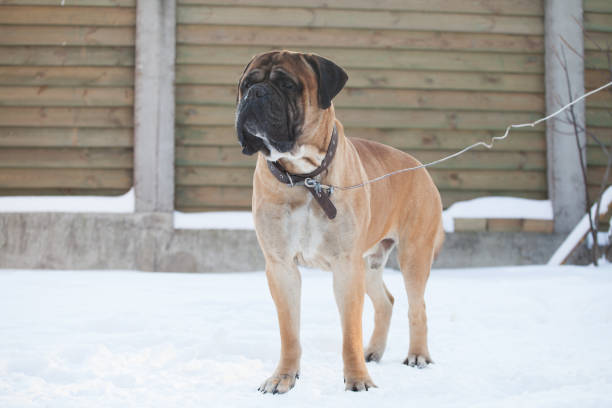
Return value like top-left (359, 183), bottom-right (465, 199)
top-left (242, 80), bottom-right (252, 90)
top-left (281, 81), bottom-right (295, 90)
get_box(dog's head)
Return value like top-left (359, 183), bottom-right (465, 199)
top-left (235, 50), bottom-right (348, 159)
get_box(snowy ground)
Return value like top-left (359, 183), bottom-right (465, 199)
top-left (1, 266), bottom-right (611, 408)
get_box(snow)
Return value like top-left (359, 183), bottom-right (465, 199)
top-left (0, 189), bottom-right (134, 213)
top-left (1, 266), bottom-right (611, 408)
top-left (442, 197), bottom-right (553, 232)
top-left (174, 211), bottom-right (254, 230)
top-left (548, 186), bottom-right (612, 265)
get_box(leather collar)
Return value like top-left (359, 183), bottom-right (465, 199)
top-left (266, 125), bottom-right (338, 219)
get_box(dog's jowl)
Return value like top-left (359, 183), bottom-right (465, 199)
top-left (235, 50), bottom-right (444, 394)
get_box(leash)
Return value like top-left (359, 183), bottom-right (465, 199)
top-left (309, 80), bottom-right (612, 192)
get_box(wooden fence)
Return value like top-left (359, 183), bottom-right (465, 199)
top-left (174, 0), bottom-right (548, 211)
top-left (0, 0), bottom-right (135, 196)
top-left (584, 0), bottom-right (612, 200)
top-left (0, 0), bottom-right (609, 214)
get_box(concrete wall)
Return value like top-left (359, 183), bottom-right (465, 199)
top-left (0, 213), bottom-right (566, 272)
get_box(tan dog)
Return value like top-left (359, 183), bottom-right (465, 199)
top-left (236, 50), bottom-right (444, 393)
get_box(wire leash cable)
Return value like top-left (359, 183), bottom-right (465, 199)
top-left (314, 80), bottom-right (612, 192)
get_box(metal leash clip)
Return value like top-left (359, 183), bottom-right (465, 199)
top-left (305, 178), bottom-right (333, 196)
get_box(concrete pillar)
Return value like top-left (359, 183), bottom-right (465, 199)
top-left (545, 0), bottom-right (586, 233)
top-left (134, 0), bottom-right (176, 212)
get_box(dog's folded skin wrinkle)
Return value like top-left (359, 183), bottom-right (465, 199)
top-left (236, 50), bottom-right (444, 394)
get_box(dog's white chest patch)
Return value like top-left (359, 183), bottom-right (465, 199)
top-left (286, 200), bottom-right (329, 268)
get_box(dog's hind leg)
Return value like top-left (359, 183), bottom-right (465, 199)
top-left (363, 238), bottom-right (396, 363)
top-left (396, 238), bottom-right (436, 368)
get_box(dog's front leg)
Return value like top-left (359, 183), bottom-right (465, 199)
top-left (259, 260), bottom-right (301, 394)
top-left (333, 258), bottom-right (376, 391)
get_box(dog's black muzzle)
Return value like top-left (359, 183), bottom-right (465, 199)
top-left (236, 83), bottom-right (294, 156)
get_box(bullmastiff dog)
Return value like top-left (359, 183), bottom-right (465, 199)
top-left (235, 50), bottom-right (444, 393)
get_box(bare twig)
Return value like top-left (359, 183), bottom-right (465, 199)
top-left (558, 46), bottom-right (599, 264)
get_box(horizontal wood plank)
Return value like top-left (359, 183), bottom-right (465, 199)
top-left (177, 6), bottom-right (544, 35)
top-left (177, 25), bottom-right (544, 53)
top-left (585, 12), bottom-right (612, 32)
top-left (0, 147), bottom-right (132, 168)
top-left (177, 84), bottom-right (544, 111)
top-left (0, 46), bottom-right (134, 66)
top-left (176, 105), bottom-right (541, 129)
top-left (0, 107), bottom-right (133, 127)
top-left (0, 188), bottom-right (130, 196)
top-left (174, 188), bottom-right (548, 211)
top-left (0, 127), bottom-right (132, 147)
top-left (176, 185), bottom-right (253, 207)
top-left (586, 86), bottom-right (612, 109)
top-left (586, 70), bottom-right (612, 95)
top-left (586, 127), bottom-right (612, 147)
top-left (175, 168), bottom-right (547, 191)
top-left (175, 173), bottom-right (546, 209)
top-left (0, 0), bottom-right (134, 6)
top-left (176, 125), bottom-right (546, 151)
top-left (176, 64), bottom-right (545, 92)
top-left (177, 0), bottom-right (543, 16)
top-left (0, 66), bottom-right (134, 86)
top-left (0, 86), bottom-right (133, 107)
top-left (0, 168), bottom-right (132, 188)
top-left (177, 45), bottom-right (544, 74)
top-left (586, 50), bottom-right (612, 70)
top-left (0, 6), bottom-right (135, 25)
top-left (175, 146), bottom-right (546, 170)
top-left (176, 166), bottom-right (254, 186)
top-left (584, 31), bottom-right (612, 50)
top-left (584, 0), bottom-right (612, 13)
top-left (0, 26), bottom-right (134, 47)
top-left (586, 108), bottom-right (612, 128)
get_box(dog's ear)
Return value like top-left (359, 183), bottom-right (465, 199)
top-left (236, 56), bottom-right (256, 105)
top-left (304, 54), bottom-right (348, 110)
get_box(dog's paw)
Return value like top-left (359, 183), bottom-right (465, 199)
top-left (258, 372), bottom-right (299, 394)
top-left (344, 375), bottom-right (377, 392)
top-left (403, 353), bottom-right (433, 368)
top-left (364, 344), bottom-right (385, 363)
top-left (365, 349), bottom-right (382, 363)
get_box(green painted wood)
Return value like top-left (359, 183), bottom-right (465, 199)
top-left (584, 0), bottom-right (612, 13)
top-left (177, 5), bottom-right (544, 34)
top-left (586, 109), bottom-right (612, 127)
top-left (0, 66), bottom-right (134, 86)
top-left (0, 5), bottom-right (135, 25)
top-left (178, 0), bottom-right (543, 15)
top-left (0, 26), bottom-right (135, 46)
top-left (0, 0), bottom-right (134, 6)
top-left (0, 86), bottom-right (133, 107)
top-left (0, 107), bottom-right (133, 127)
top-left (177, 45), bottom-right (544, 74)
top-left (0, 127), bottom-right (133, 147)
top-left (176, 104), bottom-right (542, 129)
top-left (0, 147), bottom-right (132, 168)
top-left (175, 146), bottom-right (546, 171)
top-left (177, 25), bottom-right (544, 53)
top-left (175, 125), bottom-right (546, 151)
top-left (176, 64), bottom-right (545, 92)
top-left (0, 168), bottom-right (132, 188)
top-left (177, 84), bottom-right (544, 111)
top-left (0, 46), bottom-right (134, 66)
top-left (0, 188), bottom-right (130, 196)
top-left (585, 12), bottom-right (612, 32)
